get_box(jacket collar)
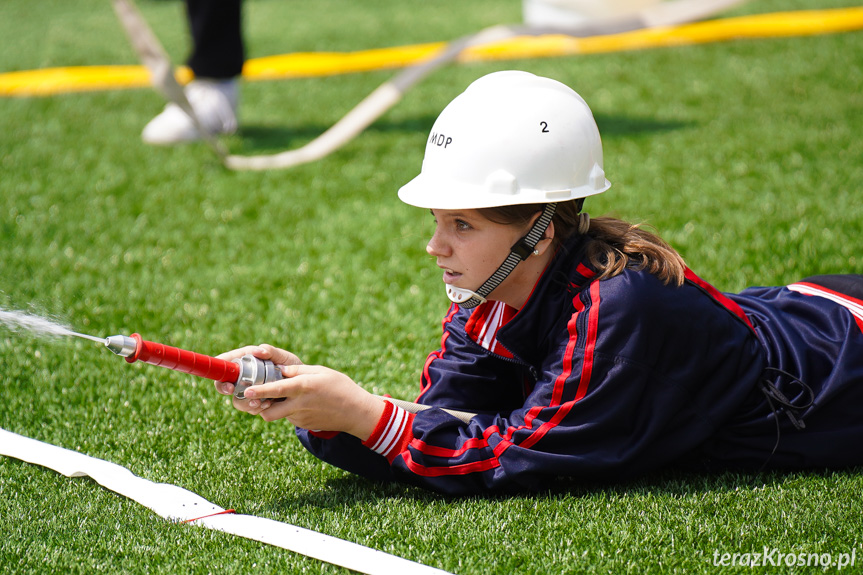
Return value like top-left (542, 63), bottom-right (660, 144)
top-left (489, 233), bottom-right (594, 365)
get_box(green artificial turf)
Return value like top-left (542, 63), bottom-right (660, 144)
top-left (1, 0), bottom-right (862, 572)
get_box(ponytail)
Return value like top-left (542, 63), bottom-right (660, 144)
top-left (583, 216), bottom-right (686, 286)
top-left (478, 200), bottom-right (686, 287)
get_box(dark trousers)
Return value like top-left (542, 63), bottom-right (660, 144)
top-left (800, 274), bottom-right (863, 300)
top-left (186, 0), bottom-right (245, 79)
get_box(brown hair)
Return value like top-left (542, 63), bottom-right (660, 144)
top-left (477, 200), bottom-right (686, 286)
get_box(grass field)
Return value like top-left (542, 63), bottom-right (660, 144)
top-left (1, 0), bottom-right (862, 572)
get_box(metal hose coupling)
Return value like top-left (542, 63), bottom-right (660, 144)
top-left (232, 355), bottom-right (284, 399)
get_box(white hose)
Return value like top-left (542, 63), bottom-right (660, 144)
top-left (111, 0), bottom-right (748, 171)
top-left (0, 427), bottom-right (453, 575)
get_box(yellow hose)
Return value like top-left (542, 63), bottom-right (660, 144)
top-left (2, 7), bottom-right (861, 97)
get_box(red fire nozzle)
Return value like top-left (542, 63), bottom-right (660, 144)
top-left (104, 333), bottom-right (282, 398)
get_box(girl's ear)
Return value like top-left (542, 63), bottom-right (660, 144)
top-left (533, 220), bottom-right (555, 257)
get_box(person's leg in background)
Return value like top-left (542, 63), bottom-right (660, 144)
top-left (142, 0), bottom-right (244, 144)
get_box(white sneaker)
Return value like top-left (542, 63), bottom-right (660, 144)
top-left (141, 79), bottom-right (238, 145)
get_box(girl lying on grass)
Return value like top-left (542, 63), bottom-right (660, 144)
top-left (216, 71), bottom-right (863, 495)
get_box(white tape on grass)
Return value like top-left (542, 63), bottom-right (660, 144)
top-left (0, 427), bottom-right (452, 575)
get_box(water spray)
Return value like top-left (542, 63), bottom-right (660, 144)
top-left (68, 331), bottom-right (282, 399)
top-left (1, 307), bottom-right (475, 422)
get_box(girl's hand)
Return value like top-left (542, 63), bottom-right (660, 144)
top-left (241, 364), bottom-right (385, 442)
top-left (213, 344), bottom-right (302, 396)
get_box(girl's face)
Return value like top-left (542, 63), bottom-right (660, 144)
top-left (427, 209), bottom-right (538, 309)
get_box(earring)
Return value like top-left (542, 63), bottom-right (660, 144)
top-left (533, 249), bottom-right (540, 256)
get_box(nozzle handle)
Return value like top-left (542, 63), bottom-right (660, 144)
top-left (125, 333), bottom-right (241, 383)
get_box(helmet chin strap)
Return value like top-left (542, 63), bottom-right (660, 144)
top-left (444, 284), bottom-right (486, 307)
top-left (445, 203), bottom-right (557, 309)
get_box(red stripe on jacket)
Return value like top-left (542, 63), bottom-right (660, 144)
top-left (788, 281), bottom-right (863, 334)
top-left (403, 450), bottom-right (501, 477)
top-left (684, 268), bottom-right (755, 332)
top-left (514, 285), bottom-right (586, 437)
top-left (417, 304), bottom-right (459, 401)
top-left (576, 263), bottom-right (596, 279)
top-left (518, 280), bottom-right (601, 450)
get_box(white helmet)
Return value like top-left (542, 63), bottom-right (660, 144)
top-left (400, 71), bottom-right (610, 308)
top-left (398, 70), bottom-right (611, 210)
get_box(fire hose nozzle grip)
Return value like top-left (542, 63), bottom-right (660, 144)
top-left (118, 333), bottom-right (242, 383)
top-left (231, 354), bottom-right (284, 400)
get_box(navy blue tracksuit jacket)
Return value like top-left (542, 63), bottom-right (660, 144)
top-left (298, 234), bottom-right (863, 495)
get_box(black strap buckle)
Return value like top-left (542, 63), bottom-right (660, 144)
top-left (510, 239), bottom-right (534, 261)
